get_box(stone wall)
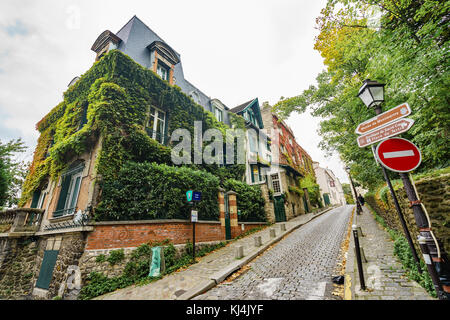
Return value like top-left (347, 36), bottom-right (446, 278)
top-left (0, 237), bottom-right (39, 299)
top-left (365, 172), bottom-right (450, 255)
top-left (78, 241), bottom-right (223, 285)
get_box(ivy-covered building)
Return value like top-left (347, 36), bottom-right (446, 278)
top-left (0, 16), bottom-right (274, 300)
top-left (261, 103), bottom-right (317, 221)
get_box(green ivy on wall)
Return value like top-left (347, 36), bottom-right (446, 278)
top-left (20, 50), bottom-right (261, 221)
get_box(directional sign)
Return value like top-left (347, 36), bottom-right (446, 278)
top-left (357, 118), bottom-right (414, 148)
top-left (375, 138), bottom-right (421, 172)
top-left (355, 102), bottom-right (411, 135)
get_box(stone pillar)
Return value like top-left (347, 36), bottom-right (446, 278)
top-left (260, 183), bottom-right (275, 223)
top-left (227, 190), bottom-right (239, 238)
top-left (218, 188), bottom-right (226, 239)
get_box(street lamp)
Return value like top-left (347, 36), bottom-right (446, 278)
top-left (345, 166), bottom-right (362, 215)
top-left (357, 79), bottom-right (385, 111)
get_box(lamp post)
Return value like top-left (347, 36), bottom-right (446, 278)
top-left (345, 166), bottom-right (361, 215)
top-left (357, 79), bottom-right (449, 299)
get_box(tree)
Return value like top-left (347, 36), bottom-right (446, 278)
top-left (0, 139), bottom-right (27, 209)
top-left (273, 0), bottom-right (449, 191)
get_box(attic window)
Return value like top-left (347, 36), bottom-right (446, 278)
top-left (91, 30), bottom-right (121, 61)
top-left (156, 60), bottom-right (170, 81)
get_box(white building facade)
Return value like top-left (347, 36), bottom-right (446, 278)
top-left (313, 162), bottom-right (346, 206)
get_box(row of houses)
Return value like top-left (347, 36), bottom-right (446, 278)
top-left (0, 16), bottom-right (346, 299)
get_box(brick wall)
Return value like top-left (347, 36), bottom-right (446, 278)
top-left (85, 219), bottom-right (267, 250)
top-left (85, 220), bottom-right (225, 250)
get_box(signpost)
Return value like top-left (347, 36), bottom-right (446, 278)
top-left (356, 81), bottom-right (450, 299)
top-left (375, 138), bottom-right (422, 173)
top-left (187, 190), bottom-right (201, 262)
top-left (357, 118), bottom-right (414, 148)
top-left (355, 102), bottom-right (411, 135)
top-left (355, 102), bottom-right (422, 277)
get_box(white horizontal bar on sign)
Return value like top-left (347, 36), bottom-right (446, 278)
top-left (383, 150), bottom-right (414, 159)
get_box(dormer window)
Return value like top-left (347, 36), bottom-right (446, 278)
top-left (91, 30), bottom-right (122, 61)
top-left (210, 99), bottom-right (226, 123)
top-left (147, 41), bottom-right (180, 86)
top-left (156, 60), bottom-right (170, 81)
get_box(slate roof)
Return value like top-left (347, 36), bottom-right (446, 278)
top-left (229, 99), bottom-right (255, 114)
top-left (110, 15), bottom-right (226, 122)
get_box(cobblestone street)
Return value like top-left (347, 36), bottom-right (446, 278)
top-left (194, 205), bottom-right (353, 300)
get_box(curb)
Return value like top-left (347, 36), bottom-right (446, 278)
top-left (344, 206), bottom-right (357, 300)
top-left (177, 205), bottom-right (337, 300)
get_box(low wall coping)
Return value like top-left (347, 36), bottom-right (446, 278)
top-left (89, 219), bottom-right (267, 226)
top-left (89, 219), bottom-right (221, 226)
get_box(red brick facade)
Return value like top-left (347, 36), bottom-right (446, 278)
top-left (85, 220), bottom-right (266, 250)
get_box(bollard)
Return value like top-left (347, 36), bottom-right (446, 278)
top-left (280, 224), bottom-right (286, 232)
top-left (235, 245), bottom-right (244, 259)
top-left (352, 224), bottom-right (366, 291)
top-left (254, 236), bottom-right (262, 247)
top-left (270, 229), bottom-right (276, 238)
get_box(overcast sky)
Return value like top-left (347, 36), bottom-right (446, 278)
top-left (0, 0), bottom-right (349, 183)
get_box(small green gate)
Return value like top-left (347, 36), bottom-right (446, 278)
top-left (35, 250), bottom-right (59, 290)
top-left (273, 196), bottom-right (286, 222)
top-left (323, 193), bottom-right (331, 206)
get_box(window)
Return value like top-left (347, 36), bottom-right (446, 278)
top-left (212, 105), bottom-right (223, 122)
top-left (156, 60), bottom-right (170, 81)
top-left (147, 106), bottom-right (166, 144)
top-left (78, 103), bottom-right (88, 131)
top-left (53, 164), bottom-right (84, 218)
top-left (251, 164), bottom-right (261, 183)
top-left (249, 131), bottom-right (259, 153)
top-left (271, 173), bottom-right (281, 194)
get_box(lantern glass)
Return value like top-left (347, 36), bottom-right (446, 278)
top-left (358, 89), bottom-right (374, 108)
top-left (357, 79), bottom-right (385, 108)
top-left (370, 85), bottom-right (384, 104)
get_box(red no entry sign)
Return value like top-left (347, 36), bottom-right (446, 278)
top-left (375, 138), bottom-right (421, 172)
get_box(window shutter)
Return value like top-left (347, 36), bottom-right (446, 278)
top-left (30, 190), bottom-right (41, 208)
top-left (55, 175), bottom-right (71, 212)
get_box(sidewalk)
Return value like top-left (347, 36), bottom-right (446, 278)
top-left (344, 206), bottom-right (435, 300)
top-left (94, 206), bottom-right (336, 300)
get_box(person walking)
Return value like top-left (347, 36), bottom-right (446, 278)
top-left (358, 194), bottom-right (365, 206)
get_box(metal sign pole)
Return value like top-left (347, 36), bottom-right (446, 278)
top-left (192, 202), bottom-right (196, 263)
top-left (372, 105), bottom-right (422, 273)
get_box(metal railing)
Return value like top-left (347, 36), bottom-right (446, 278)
top-left (52, 207), bottom-right (76, 218)
top-left (43, 212), bottom-right (91, 231)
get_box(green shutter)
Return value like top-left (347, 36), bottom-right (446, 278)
top-left (30, 190), bottom-right (41, 208)
top-left (69, 176), bottom-right (81, 209)
top-left (55, 175), bottom-right (71, 212)
top-left (35, 250), bottom-right (59, 290)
